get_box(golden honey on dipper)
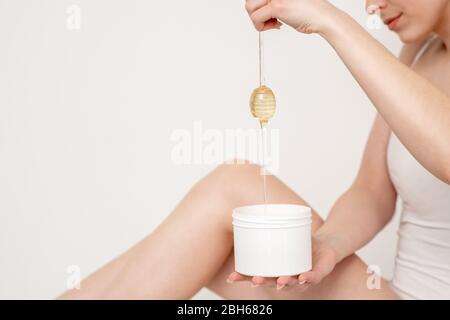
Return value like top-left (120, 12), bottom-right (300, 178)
top-left (250, 85), bottom-right (276, 127)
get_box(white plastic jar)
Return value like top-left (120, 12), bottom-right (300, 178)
top-left (232, 204), bottom-right (312, 277)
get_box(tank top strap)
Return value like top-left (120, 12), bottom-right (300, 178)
top-left (411, 33), bottom-right (438, 68)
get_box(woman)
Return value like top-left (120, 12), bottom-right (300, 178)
top-left (60, 0), bottom-right (450, 299)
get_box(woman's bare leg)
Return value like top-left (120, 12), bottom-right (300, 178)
top-left (59, 161), bottom-right (398, 299)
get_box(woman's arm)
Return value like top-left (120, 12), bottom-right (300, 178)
top-left (320, 9), bottom-right (450, 184)
top-left (247, 0), bottom-right (450, 184)
top-left (304, 42), bottom-right (427, 279)
top-left (314, 114), bottom-right (397, 265)
top-left (279, 113), bottom-right (398, 286)
top-left (313, 41), bottom-right (428, 265)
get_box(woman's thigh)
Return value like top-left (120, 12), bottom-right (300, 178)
top-left (207, 162), bottom-right (398, 300)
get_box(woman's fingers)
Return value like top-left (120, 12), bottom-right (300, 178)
top-left (251, 276), bottom-right (266, 285)
top-left (249, 2), bottom-right (278, 31)
top-left (246, 1), bottom-right (282, 31)
top-left (276, 276), bottom-right (298, 289)
top-left (226, 272), bottom-right (279, 288)
top-left (227, 271), bottom-right (251, 283)
top-left (251, 276), bottom-right (278, 287)
top-left (228, 272), bottom-right (303, 290)
top-left (245, 0), bottom-right (270, 15)
top-left (262, 18), bottom-right (282, 31)
top-left (298, 270), bottom-right (323, 285)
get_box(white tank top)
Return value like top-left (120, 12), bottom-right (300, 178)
top-left (387, 35), bottom-right (450, 299)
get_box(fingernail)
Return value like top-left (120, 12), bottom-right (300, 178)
top-left (276, 284), bottom-right (286, 290)
top-left (298, 280), bottom-right (306, 285)
top-left (226, 278), bottom-right (234, 284)
top-left (251, 283), bottom-right (260, 288)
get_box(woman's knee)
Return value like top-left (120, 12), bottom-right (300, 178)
top-left (205, 159), bottom-right (324, 229)
top-left (190, 159), bottom-right (262, 209)
top-left (214, 159), bottom-right (262, 179)
top-left (201, 159), bottom-right (256, 184)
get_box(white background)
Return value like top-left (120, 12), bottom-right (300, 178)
top-left (0, 0), bottom-right (403, 299)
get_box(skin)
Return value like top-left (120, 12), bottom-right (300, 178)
top-left (229, 0), bottom-right (450, 288)
top-left (59, 162), bottom-right (398, 299)
top-left (59, 0), bottom-right (450, 299)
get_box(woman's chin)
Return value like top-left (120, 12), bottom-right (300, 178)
top-left (395, 31), bottom-right (417, 44)
top-left (397, 32), bottom-right (416, 44)
top-left (396, 28), bottom-right (434, 44)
